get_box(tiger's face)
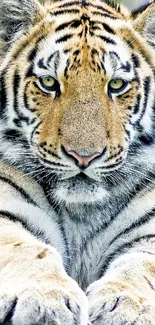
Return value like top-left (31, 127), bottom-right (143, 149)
top-left (1, 0), bottom-right (155, 204)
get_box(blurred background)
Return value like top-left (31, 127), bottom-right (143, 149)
top-left (115, 0), bottom-right (148, 9)
top-left (113, 0), bottom-right (148, 10)
top-left (39, 0), bottom-right (149, 10)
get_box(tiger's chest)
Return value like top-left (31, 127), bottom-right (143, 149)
top-left (58, 185), bottom-right (155, 290)
top-left (58, 207), bottom-right (116, 290)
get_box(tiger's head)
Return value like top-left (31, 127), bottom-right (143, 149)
top-left (1, 0), bottom-right (155, 205)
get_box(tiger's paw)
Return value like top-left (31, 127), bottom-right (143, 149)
top-left (87, 279), bottom-right (155, 325)
top-left (0, 281), bottom-right (88, 325)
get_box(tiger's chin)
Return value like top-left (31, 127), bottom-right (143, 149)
top-left (54, 174), bottom-right (109, 205)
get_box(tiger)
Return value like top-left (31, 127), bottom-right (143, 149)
top-left (1, 0), bottom-right (155, 324)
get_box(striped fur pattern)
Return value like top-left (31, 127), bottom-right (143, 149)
top-left (1, 0), bottom-right (155, 324)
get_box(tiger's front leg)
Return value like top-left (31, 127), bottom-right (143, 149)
top-left (88, 243), bottom-right (155, 324)
top-left (0, 218), bottom-right (88, 325)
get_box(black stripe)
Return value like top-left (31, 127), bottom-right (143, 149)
top-left (64, 64), bottom-right (69, 77)
top-left (92, 11), bottom-right (117, 19)
top-left (58, 1), bottom-right (81, 8)
top-left (144, 276), bottom-right (155, 291)
top-left (38, 58), bottom-right (48, 70)
top-left (28, 48), bottom-right (37, 62)
top-left (43, 194), bottom-right (69, 266)
top-left (141, 251), bottom-right (155, 256)
top-left (99, 234), bottom-right (155, 278)
top-left (98, 35), bottom-right (116, 45)
top-left (24, 82), bottom-right (36, 113)
top-left (39, 156), bottom-right (70, 167)
top-left (47, 52), bottom-right (57, 66)
top-left (109, 208), bottom-right (155, 248)
top-left (80, 179), bottom-right (152, 259)
top-left (0, 69), bottom-right (7, 117)
top-left (138, 133), bottom-right (154, 145)
top-left (132, 53), bottom-right (140, 68)
top-left (122, 61), bottom-right (131, 73)
top-left (70, 20), bottom-right (81, 28)
top-left (59, 219), bottom-right (70, 270)
top-left (26, 65), bottom-right (35, 78)
top-left (91, 49), bottom-right (99, 61)
top-left (102, 23), bottom-right (115, 34)
top-left (143, 76), bottom-right (151, 114)
top-left (73, 49), bottom-right (80, 56)
top-left (55, 21), bottom-right (75, 31)
top-left (0, 176), bottom-right (37, 206)
top-left (53, 1), bottom-right (114, 14)
top-left (55, 19), bottom-right (81, 32)
top-left (26, 37), bottom-right (46, 78)
top-left (56, 34), bottom-right (73, 43)
top-left (129, 42), bottom-right (153, 67)
top-left (0, 211), bottom-right (50, 245)
top-left (133, 93), bottom-right (142, 114)
top-left (30, 121), bottom-right (42, 146)
top-left (12, 36), bottom-right (45, 61)
top-left (13, 118), bottom-right (21, 127)
top-left (124, 127), bottom-right (130, 139)
top-left (139, 76), bottom-right (151, 121)
top-left (24, 82), bottom-right (29, 108)
top-left (13, 73), bottom-right (32, 125)
top-left (109, 51), bottom-right (120, 61)
top-left (3, 129), bottom-right (22, 140)
top-left (91, 3), bottom-right (116, 15)
top-left (0, 211), bottom-right (29, 230)
top-left (52, 9), bottom-right (79, 16)
top-left (3, 298), bottom-right (17, 324)
top-left (13, 71), bottom-right (20, 117)
top-left (99, 160), bottom-right (123, 170)
top-left (90, 24), bottom-right (101, 32)
top-left (18, 115), bottom-right (31, 125)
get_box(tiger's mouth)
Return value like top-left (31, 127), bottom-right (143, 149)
top-left (32, 150), bottom-right (126, 205)
top-left (32, 142), bottom-right (127, 205)
top-left (64, 172), bottom-right (95, 185)
top-left (36, 148), bottom-right (126, 182)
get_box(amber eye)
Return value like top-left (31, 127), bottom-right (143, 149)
top-left (109, 79), bottom-right (127, 93)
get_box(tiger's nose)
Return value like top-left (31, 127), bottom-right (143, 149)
top-left (62, 146), bottom-right (103, 168)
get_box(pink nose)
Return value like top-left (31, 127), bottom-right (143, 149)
top-left (67, 150), bottom-right (101, 168)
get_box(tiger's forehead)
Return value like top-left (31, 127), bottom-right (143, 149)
top-left (45, 0), bottom-right (130, 22)
top-left (31, 0), bottom-right (133, 78)
top-left (33, 11), bottom-right (132, 82)
top-left (45, 0), bottom-right (131, 36)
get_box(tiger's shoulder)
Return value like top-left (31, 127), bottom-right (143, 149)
top-left (0, 161), bottom-right (65, 256)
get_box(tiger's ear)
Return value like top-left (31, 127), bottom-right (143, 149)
top-left (133, 1), bottom-right (155, 46)
top-left (0, 0), bottom-right (44, 56)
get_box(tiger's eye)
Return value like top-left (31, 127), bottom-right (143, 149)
top-left (40, 77), bottom-right (55, 88)
top-left (109, 79), bottom-right (125, 91)
top-left (38, 76), bottom-right (60, 97)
